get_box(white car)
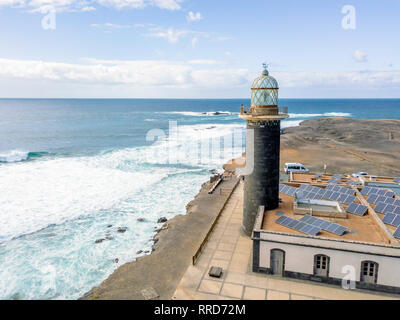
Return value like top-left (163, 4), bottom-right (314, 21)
top-left (352, 172), bottom-right (369, 178)
top-left (284, 163), bottom-right (309, 174)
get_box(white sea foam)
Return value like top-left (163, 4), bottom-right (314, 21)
top-left (289, 112), bottom-right (352, 118)
top-left (163, 111), bottom-right (238, 117)
top-left (0, 150), bottom-right (29, 163)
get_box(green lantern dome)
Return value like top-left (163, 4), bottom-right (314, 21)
top-left (251, 64), bottom-right (279, 107)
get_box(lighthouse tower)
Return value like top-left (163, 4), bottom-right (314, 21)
top-left (239, 64), bottom-right (289, 236)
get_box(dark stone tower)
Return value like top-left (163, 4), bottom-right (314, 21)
top-left (239, 65), bottom-right (289, 236)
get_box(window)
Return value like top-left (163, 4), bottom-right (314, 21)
top-left (361, 261), bottom-right (378, 284)
top-left (314, 254), bottom-right (330, 277)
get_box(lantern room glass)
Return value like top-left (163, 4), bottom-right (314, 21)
top-left (251, 73), bottom-right (279, 107)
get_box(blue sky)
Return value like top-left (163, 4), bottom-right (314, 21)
top-left (0, 0), bottom-right (399, 98)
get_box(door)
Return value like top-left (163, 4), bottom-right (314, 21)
top-left (314, 255), bottom-right (329, 277)
top-left (270, 249), bottom-right (285, 275)
top-left (361, 261), bottom-right (378, 284)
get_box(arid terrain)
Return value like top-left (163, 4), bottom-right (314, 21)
top-left (280, 117), bottom-right (400, 177)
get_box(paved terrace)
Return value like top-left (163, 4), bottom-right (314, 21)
top-left (173, 181), bottom-right (399, 300)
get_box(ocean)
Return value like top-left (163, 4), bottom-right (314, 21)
top-left (0, 98), bottom-right (399, 300)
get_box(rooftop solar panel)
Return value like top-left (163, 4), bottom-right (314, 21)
top-left (338, 194), bottom-right (348, 203)
top-left (394, 177), bottom-right (400, 183)
top-left (386, 204), bottom-right (396, 214)
top-left (393, 226), bottom-right (400, 239)
top-left (374, 202), bottom-right (387, 214)
top-left (343, 195), bottom-right (356, 205)
top-left (382, 213), bottom-right (399, 227)
top-left (299, 215), bottom-right (348, 236)
top-left (346, 203), bottom-right (368, 216)
top-left (367, 194), bottom-right (379, 204)
top-left (314, 174), bottom-right (324, 178)
top-left (385, 198), bottom-right (396, 205)
top-left (346, 180), bottom-right (358, 186)
top-left (328, 180), bottom-right (340, 184)
top-left (361, 187), bottom-right (371, 195)
top-left (332, 174), bottom-right (345, 179)
top-left (275, 216), bottom-right (322, 236)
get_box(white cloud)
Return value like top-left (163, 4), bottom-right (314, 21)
top-left (187, 11), bottom-right (202, 22)
top-left (0, 0), bottom-right (25, 6)
top-left (0, 58), bottom-right (399, 93)
top-left (147, 27), bottom-right (207, 43)
top-left (81, 5), bottom-right (95, 10)
top-left (353, 49), bottom-right (368, 62)
top-left (191, 37), bottom-right (198, 48)
top-left (152, 0), bottom-right (182, 10)
top-left (0, 0), bottom-right (184, 11)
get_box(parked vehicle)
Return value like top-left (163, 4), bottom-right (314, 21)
top-left (284, 163), bottom-right (309, 174)
top-left (351, 172), bottom-right (369, 178)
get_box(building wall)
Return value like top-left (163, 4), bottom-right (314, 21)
top-left (253, 231), bottom-right (400, 294)
top-left (243, 120), bottom-right (280, 235)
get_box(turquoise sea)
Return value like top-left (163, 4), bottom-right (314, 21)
top-left (0, 98), bottom-right (399, 299)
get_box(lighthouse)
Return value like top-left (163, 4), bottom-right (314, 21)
top-left (239, 64), bottom-right (289, 236)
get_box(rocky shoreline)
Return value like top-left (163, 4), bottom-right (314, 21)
top-left (81, 174), bottom-right (240, 300)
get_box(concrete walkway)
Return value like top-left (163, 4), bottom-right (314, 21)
top-left (173, 181), bottom-right (399, 300)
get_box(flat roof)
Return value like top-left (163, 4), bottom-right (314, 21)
top-left (261, 182), bottom-right (400, 246)
top-left (291, 172), bottom-right (399, 185)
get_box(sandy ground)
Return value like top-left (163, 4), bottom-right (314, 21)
top-left (280, 117), bottom-right (400, 176)
top-left (82, 117), bottom-right (400, 300)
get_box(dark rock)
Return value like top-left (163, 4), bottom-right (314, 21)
top-left (153, 238), bottom-right (159, 245)
top-left (117, 227), bottom-right (128, 233)
top-left (95, 239), bottom-right (105, 244)
top-left (136, 250), bottom-right (143, 254)
top-left (137, 218), bottom-right (146, 222)
top-left (114, 258), bottom-right (119, 263)
top-left (144, 250), bottom-right (150, 254)
top-left (107, 225), bottom-right (113, 228)
top-left (106, 236), bottom-right (114, 241)
top-left (157, 217), bottom-right (168, 224)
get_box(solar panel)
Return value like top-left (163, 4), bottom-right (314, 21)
top-left (361, 187), bottom-right (371, 195)
top-left (346, 180), bottom-right (358, 186)
top-left (328, 180), bottom-right (340, 184)
top-left (393, 226), bottom-right (400, 239)
top-left (314, 174), bottom-right (324, 178)
top-left (394, 177), bottom-right (400, 183)
top-left (343, 195), bottom-right (356, 205)
top-left (299, 215), bottom-right (348, 236)
top-left (332, 174), bottom-right (345, 179)
top-left (338, 194), bottom-right (348, 203)
top-left (385, 198), bottom-right (396, 205)
top-left (367, 194), bottom-right (379, 204)
top-left (387, 204), bottom-right (397, 213)
top-left (382, 213), bottom-right (400, 227)
top-left (325, 185), bottom-right (334, 191)
top-left (374, 202), bottom-right (387, 214)
top-left (275, 216), bottom-right (321, 236)
top-left (330, 192), bottom-right (341, 201)
top-left (346, 203), bottom-right (368, 216)
top-left (395, 207), bottom-right (400, 215)
top-left (384, 191), bottom-right (395, 198)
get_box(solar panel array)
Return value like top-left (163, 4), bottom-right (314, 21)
top-left (328, 179), bottom-right (341, 184)
top-left (361, 186), bottom-right (395, 197)
top-left (314, 174), bottom-right (324, 178)
top-left (275, 216), bottom-right (321, 236)
top-left (382, 213), bottom-right (400, 227)
top-left (300, 215), bottom-right (348, 236)
top-left (393, 227), bottom-right (400, 239)
top-left (322, 185), bottom-right (356, 204)
top-left (346, 180), bottom-right (358, 186)
top-left (374, 202), bottom-right (400, 215)
top-left (332, 174), bottom-right (345, 180)
top-left (279, 184), bottom-right (297, 197)
top-left (346, 202), bottom-right (368, 216)
top-left (367, 194), bottom-right (399, 205)
top-left (394, 177), bottom-right (400, 183)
